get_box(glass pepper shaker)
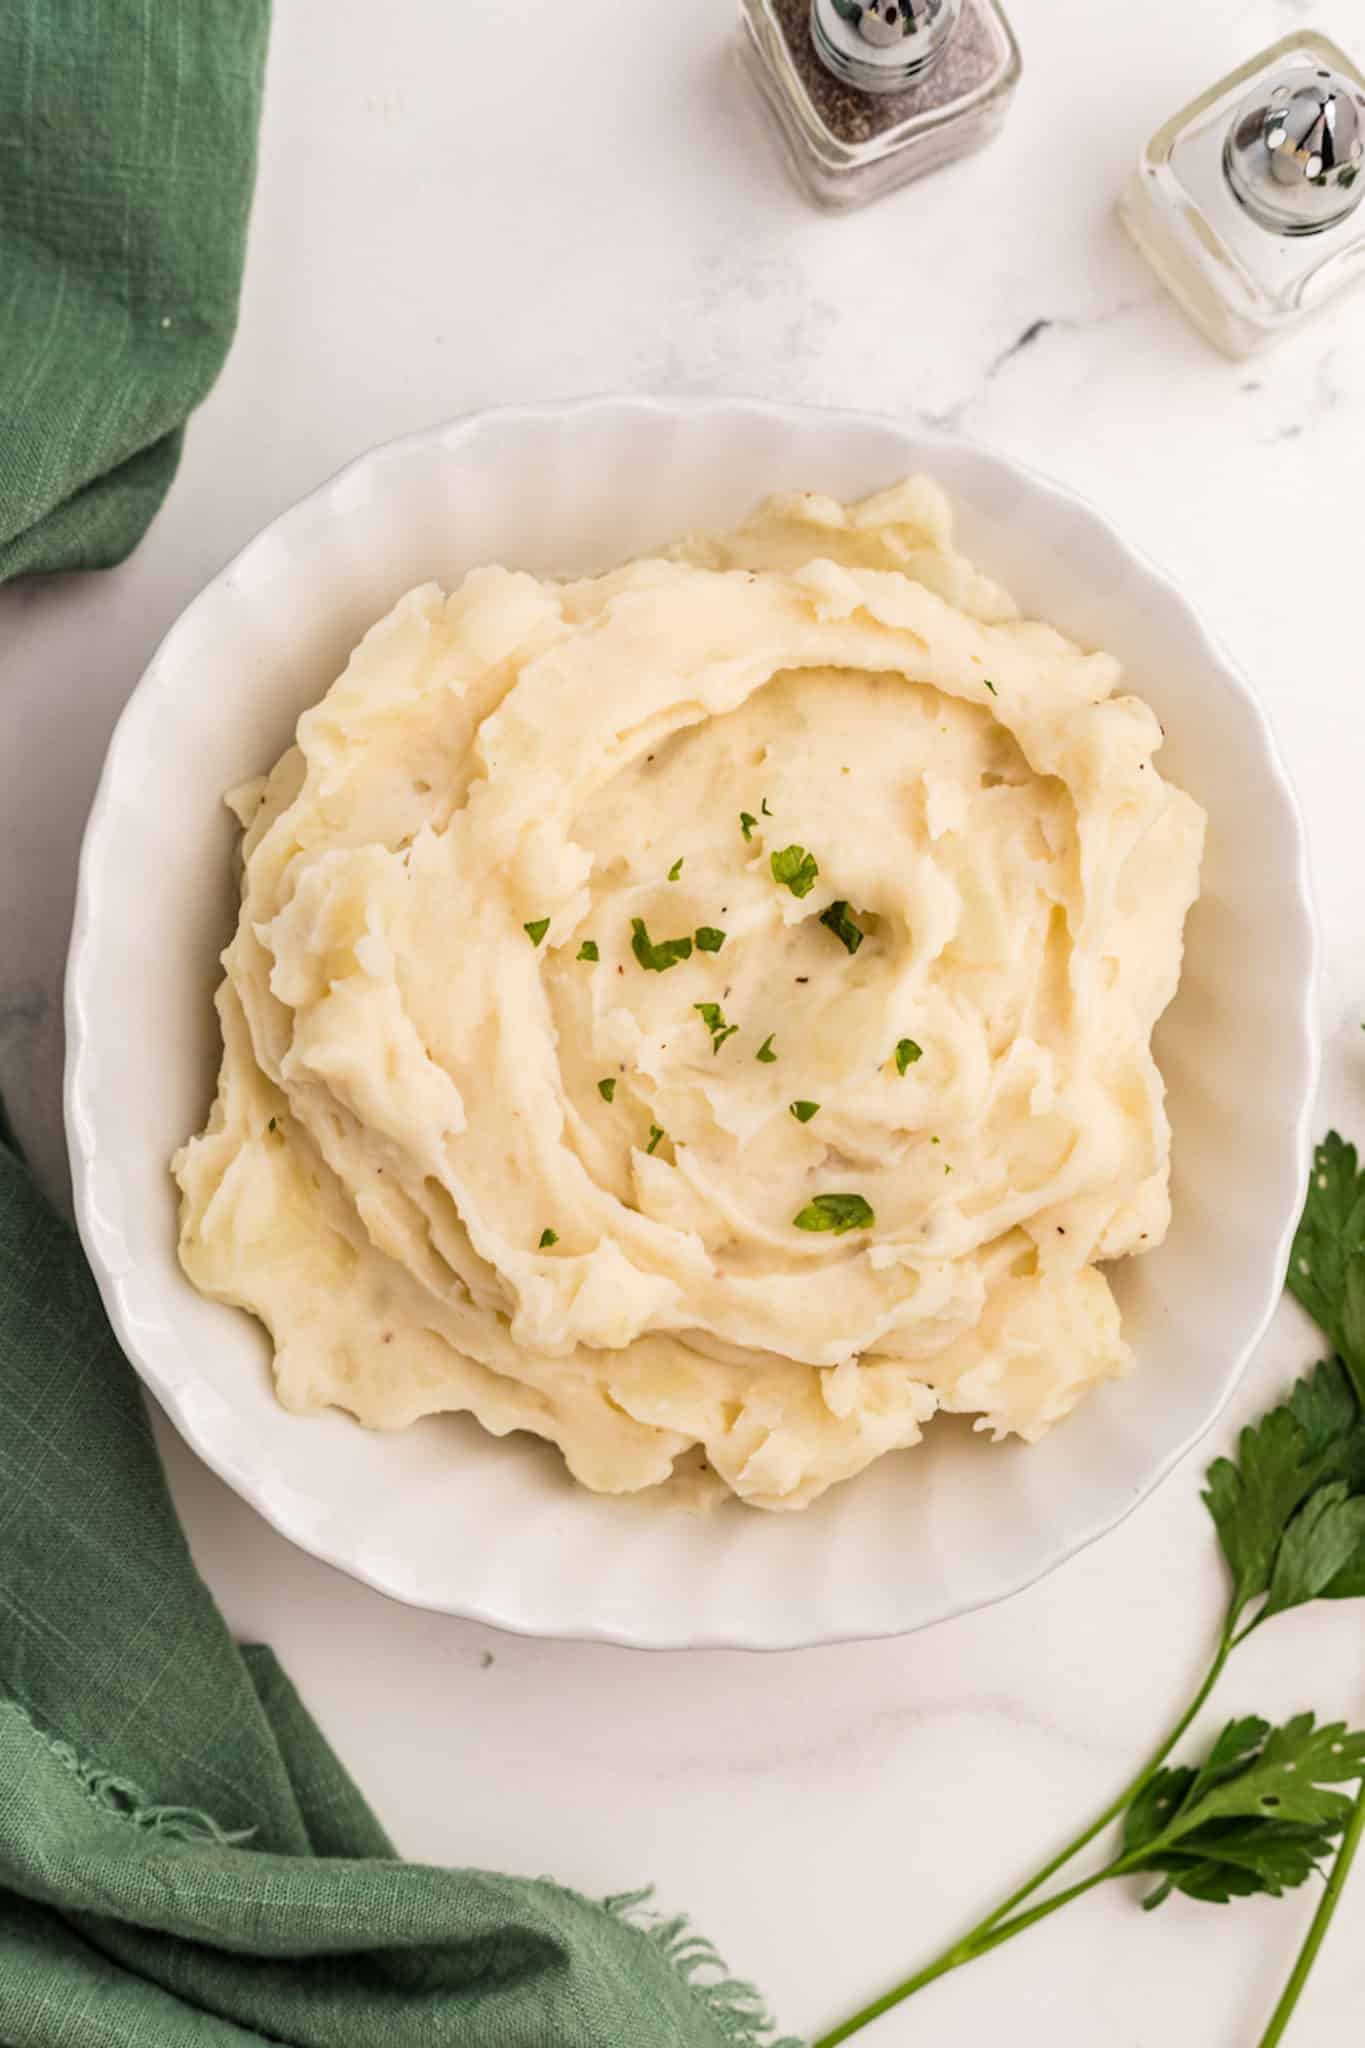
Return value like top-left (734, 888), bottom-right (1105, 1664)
top-left (738, 0), bottom-right (1021, 211)
top-left (1119, 30), bottom-right (1365, 357)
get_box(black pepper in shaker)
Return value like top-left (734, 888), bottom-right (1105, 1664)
top-left (738, 0), bottom-right (1021, 209)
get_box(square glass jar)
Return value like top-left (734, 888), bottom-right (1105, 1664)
top-left (1118, 30), bottom-right (1365, 357)
top-left (738, 0), bottom-right (1021, 211)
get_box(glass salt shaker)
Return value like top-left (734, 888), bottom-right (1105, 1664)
top-left (738, 0), bottom-right (1021, 211)
top-left (1119, 30), bottom-right (1365, 357)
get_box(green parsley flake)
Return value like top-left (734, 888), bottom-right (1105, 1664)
top-left (983, 678), bottom-right (998, 697)
top-left (820, 900), bottom-right (864, 954)
top-left (761, 797), bottom-right (772, 816)
top-left (895, 1038), bottom-right (923, 1075)
top-left (739, 811), bottom-right (757, 842)
top-left (597, 1078), bottom-right (617, 1103)
top-left (576, 940), bottom-right (600, 962)
top-left (524, 917), bottom-right (550, 947)
top-left (695, 926), bottom-right (726, 953)
top-left (790, 1100), bottom-right (820, 1124)
top-left (538, 1228), bottom-right (558, 1248)
top-left (631, 917), bottom-right (693, 973)
top-left (694, 1002), bottom-right (739, 1054)
top-left (771, 844), bottom-right (820, 899)
top-left (646, 1124), bottom-right (666, 1156)
top-left (668, 857), bottom-right (684, 881)
top-left (792, 1192), bottom-right (875, 1235)
top-left (755, 1035), bottom-right (777, 1064)
top-left (267, 1117), bottom-right (277, 1134)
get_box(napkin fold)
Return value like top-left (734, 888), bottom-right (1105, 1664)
top-left (0, 1130), bottom-right (797, 2046)
top-left (0, 0), bottom-right (269, 582)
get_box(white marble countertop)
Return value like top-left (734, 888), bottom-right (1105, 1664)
top-left (5, 1), bottom-right (1365, 2039)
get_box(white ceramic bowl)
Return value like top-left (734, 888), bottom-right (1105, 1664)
top-left (66, 398), bottom-right (1318, 1649)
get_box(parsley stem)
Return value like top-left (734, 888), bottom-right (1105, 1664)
top-left (811, 1867), bottom-right (1118, 2048)
top-left (968, 1620), bottom-right (1237, 1939)
top-left (1256, 1774), bottom-right (1365, 2048)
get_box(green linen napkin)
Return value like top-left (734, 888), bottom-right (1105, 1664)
top-left (0, 0), bottom-right (269, 582)
top-left (0, 1128), bottom-right (797, 2048)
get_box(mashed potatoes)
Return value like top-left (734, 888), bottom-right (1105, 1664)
top-left (173, 478), bottom-right (1204, 1511)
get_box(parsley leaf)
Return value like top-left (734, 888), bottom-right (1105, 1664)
top-left (576, 940), bottom-right (600, 962)
top-left (983, 678), bottom-right (998, 697)
top-left (668, 857), bottom-right (684, 881)
top-left (646, 1124), bottom-right (666, 1156)
top-left (631, 918), bottom-right (693, 973)
top-left (695, 926), bottom-right (726, 953)
top-left (1172, 1714), bottom-right (1365, 1832)
top-left (761, 797), bottom-right (772, 816)
top-left (1121, 1715), bottom-right (1365, 1911)
top-left (790, 1100), bottom-right (820, 1123)
top-left (538, 1228), bottom-right (558, 1249)
top-left (1288, 1355), bottom-right (1364, 1465)
top-left (1260, 1482), bottom-right (1365, 1621)
top-left (895, 1038), bottom-right (922, 1074)
top-left (694, 1002), bottom-right (739, 1054)
top-left (793, 1192), bottom-right (875, 1235)
top-left (524, 918), bottom-right (550, 947)
top-left (597, 1078), bottom-right (616, 1103)
top-left (755, 1035), bottom-right (777, 1064)
top-left (1289, 1132), bottom-right (1365, 1399)
top-left (771, 844), bottom-right (820, 899)
top-left (820, 900), bottom-right (864, 954)
top-left (1323, 1533), bottom-right (1365, 1600)
top-left (739, 812), bottom-right (757, 842)
top-left (1202, 1402), bottom-right (1331, 1622)
top-left (1201, 1355), bottom-right (1365, 1629)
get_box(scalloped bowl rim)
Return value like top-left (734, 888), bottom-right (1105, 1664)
top-left (65, 396), bottom-right (1320, 1649)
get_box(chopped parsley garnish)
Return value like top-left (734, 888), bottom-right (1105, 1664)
top-left (984, 678), bottom-right (998, 697)
top-left (791, 1100), bottom-right (821, 1124)
top-left (755, 1034), bottom-right (778, 1064)
top-left (576, 940), bottom-right (600, 962)
top-left (668, 856), bottom-right (684, 881)
top-left (597, 1077), bottom-right (617, 1103)
top-left (538, 1228), bottom-right (558, 1248)
top-left (793, 1192), bottom-right (875, 1235)
top-left (895, 1038), bottom-right (923, 1075)
top-left (646, 1124), bottom-right (666, 1156)
top-left (524, 918), bottom-right (550, 947)
top-left (694, 1001), bottom-right (739, 1054)
top-left (631, 917), bottom-right (693, 973)
top-left (761, 797), bottom-right (772, 816)
top-left (267, 1117), bottom-right (277, 1134)
top-left (819, 900), bottom-right (864, 954)
top-left (739, 811), bottom-right (757, 842)
top-left (695, 926), bottom-right (726, 953)
top-left (771, 844), bottom-right (820, 899)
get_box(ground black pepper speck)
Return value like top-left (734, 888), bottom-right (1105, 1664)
top-left (771, 0), bottom-right (999, 145)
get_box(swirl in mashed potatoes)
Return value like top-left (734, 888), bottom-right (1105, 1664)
top-left (173, 478), bottom-right (1205, 1511)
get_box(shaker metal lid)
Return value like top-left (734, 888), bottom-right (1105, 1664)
top-left (810, 0), bottom-right (962, 96)
top-left (1224, 64), bottom-right (1365, 236)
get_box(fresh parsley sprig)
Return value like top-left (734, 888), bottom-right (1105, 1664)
top-left (814, 1709), bottom-right (1365, 2048)
top-left (814, 1130), bottom-right (1365, 2048)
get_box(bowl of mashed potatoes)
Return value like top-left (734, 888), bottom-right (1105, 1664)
top-left (65, 398), bottom-right (1318, 1646)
